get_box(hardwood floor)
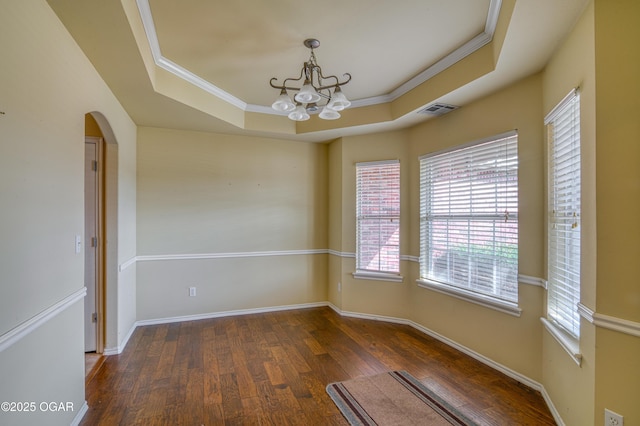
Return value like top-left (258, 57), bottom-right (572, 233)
top-left (82, 307), bottom-right (556, 425)
top-left (85, 352), bottom-right (106, 386)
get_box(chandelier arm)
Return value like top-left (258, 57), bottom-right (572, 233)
top-left (269, 65), bottom-right (307, 90)
top-left (270, 78), bottom-right (307, 92)
top-left (269, 77), bottom-right (287, 90)
top-left (315, 73), bottom-right (352, 92)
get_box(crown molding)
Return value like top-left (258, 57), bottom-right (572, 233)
top-left (135, 0), bottom-right (247, 109)
top-left (135, 0), bottom-right (502, 114)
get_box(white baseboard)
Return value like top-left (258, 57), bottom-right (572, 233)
top-left (70, 400), bottom-right (88, 426)
top-left (540, 386), bottom-right (565, 426)
top-left (103, 321), bottom-right (138, 355)
top-left (105, 302), bottom-right (329, 354)
top-left (135, 301), bottom-right (330, 327)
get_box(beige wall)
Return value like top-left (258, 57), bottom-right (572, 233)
top-left (0, 1), bottom-right (137, 425)
top-left (327, 139), bottom-right (344, 309)
top-left (328, 130), bottom-right (412, 318)
top-left (406, 74), bottom-right (546, 381)
top-left (136, 127), bottom-right (328, 320)
top-left (592, 0), bottom-right (640, 423)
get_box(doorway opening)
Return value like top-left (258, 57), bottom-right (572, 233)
top-left (84, 135), bottom-right (104, 355)
top-left (84, 111), bottom-right (119, 381)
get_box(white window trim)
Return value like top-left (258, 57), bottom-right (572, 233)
top-left (417, 278), bottom-right (522, 317)
top-left (540, 317), bottom-right (582, 366)
top-left (353, 271), bottom-right (404, 283)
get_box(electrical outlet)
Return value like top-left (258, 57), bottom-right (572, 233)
top-left (605, 409), bottom-right (623, 426)
top-left (189, 287), bottom-right (196, 297)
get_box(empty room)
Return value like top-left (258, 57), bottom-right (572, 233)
top-left (1, 1), bottom-right (639, 425)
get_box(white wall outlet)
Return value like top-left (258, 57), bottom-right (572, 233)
top-left (189, 287), bottom-right (196, 297)
top-left (75, 235), bottom-right (82, 254)
top-left (605, 409), bottom-right (623, 426)
top-left (338, 282), bottom-right (342, 292)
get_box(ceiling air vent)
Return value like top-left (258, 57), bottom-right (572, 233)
top-left (419, 103), bottom-right (459, 116)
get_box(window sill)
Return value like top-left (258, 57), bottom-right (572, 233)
top-left (416, 279), bottom-right (522, 317)
top-left (353, 271), bottom-right (404, 283)
top-left (540, 317), bottom-right (582, 366)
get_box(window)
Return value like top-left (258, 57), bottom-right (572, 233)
top-left (355, 161), bottom-right (400, 277)
top-left (419, 132), bottom-right (519, 305)
top-left (546, 89), bottom-right (581, 338)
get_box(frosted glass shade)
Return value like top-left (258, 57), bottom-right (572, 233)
top-left (294, 81), bottom-right (322, 103)
top-left (288, 104), bottom-right (310, 121)
top-left (271, 90), bottom-right (296, 112)
top-left (319, 106), bottom-right (340, 120)
top-left (327, 87), bottom-right (351, 111)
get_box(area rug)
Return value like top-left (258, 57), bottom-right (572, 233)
top-left (326, 370), bottom-right (477, 426)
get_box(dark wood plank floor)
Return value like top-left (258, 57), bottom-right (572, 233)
top-left (82, 307), bottom-right (556, 425)
top-left (85, 352), bottom-right (106, 386)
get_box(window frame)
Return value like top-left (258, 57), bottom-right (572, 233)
top-left (543, 88), bottom-right (582, 363)
top-left (417, 131), bottom-right (521, 316)
top-left (354, 160), bottom-right (402, 282)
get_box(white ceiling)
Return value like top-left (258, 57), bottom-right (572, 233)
top-left (47, 0), bottom-right (589, 142)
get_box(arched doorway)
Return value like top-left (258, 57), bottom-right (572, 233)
top-left (84, 112), bottom-right (118, 377)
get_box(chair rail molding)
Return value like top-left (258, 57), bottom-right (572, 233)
top-left (0, 287), bottom-right (86, 353)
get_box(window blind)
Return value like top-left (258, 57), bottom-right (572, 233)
top-left (419, 133), bottom-right (518, 302)
top-left (356, 160), bottom-right (400, 273)
top-left (546, 89), bottom-right (581, 338)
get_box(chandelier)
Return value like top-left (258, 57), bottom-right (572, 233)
top-left (270, 39), bottom-right (352, 121)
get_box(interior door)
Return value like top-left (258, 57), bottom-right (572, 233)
top-left (84, 141), bottom-right (99, 352)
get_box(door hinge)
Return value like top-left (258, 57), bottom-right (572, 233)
top-left (92, 160), bottom-right (98, 171)
top-left (91, 312), bottom-right (98, 323)
top-left (91, 236), bottom-right (97, 247)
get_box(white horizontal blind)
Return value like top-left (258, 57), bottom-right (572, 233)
top-left (546, 90), bottom-right (581, 338)
top-left (420, 134), bottom-right (518, 302)
top-left (356, 161), bottom-right (400, 273)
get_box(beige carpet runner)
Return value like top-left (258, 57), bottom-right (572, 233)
top-left (326, 370), bottom-right (478, 425)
